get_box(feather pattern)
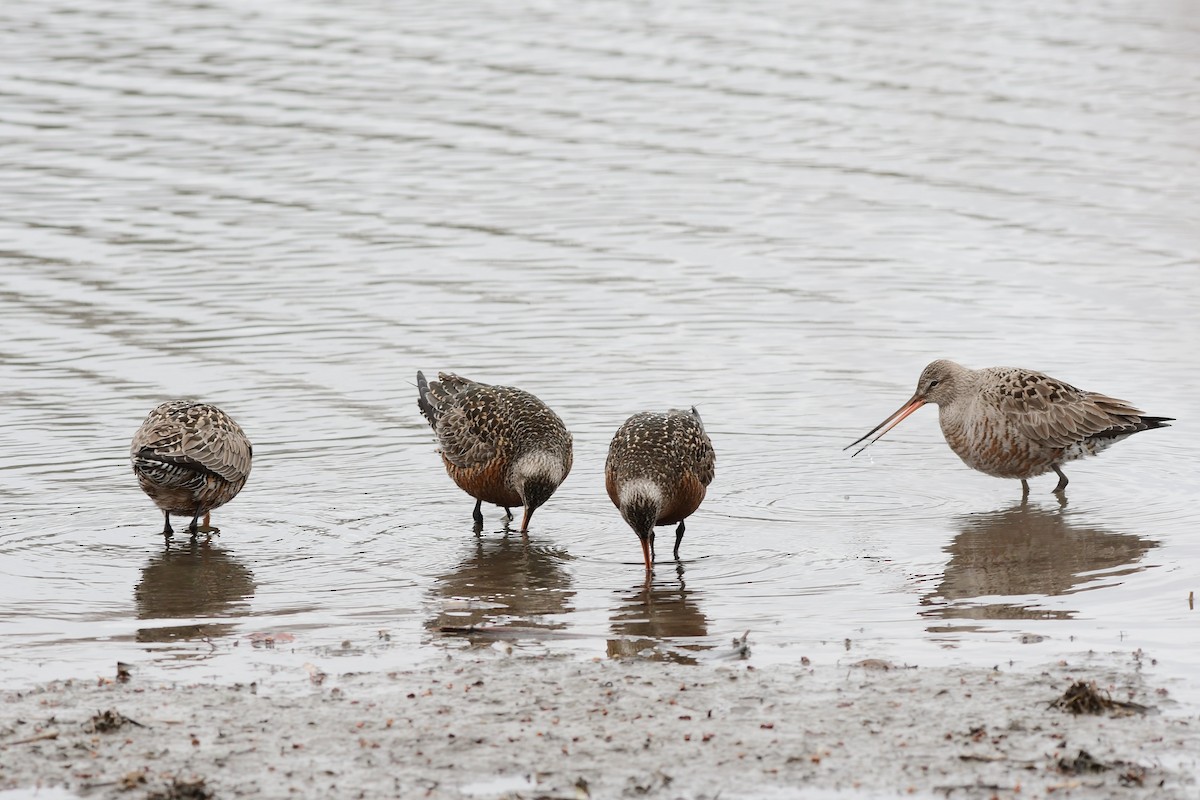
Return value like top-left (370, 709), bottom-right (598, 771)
top-left (130, 401), bottom-right (252, 527)
top-left (606, 407), bottom-right (715, 536)
top-left (417, 371), bottom-right (572, 524)
top-left (851, 359), bottom-right (1171, 492)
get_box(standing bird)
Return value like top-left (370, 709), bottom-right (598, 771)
top-left (417, 371), bottom-right (573, 532)
top-left (847, 360), bottom-right (1172, 494)
top-left (131, 401), bottom-right (253, 537)
top-left (606, 408), bottom-right (716, 570)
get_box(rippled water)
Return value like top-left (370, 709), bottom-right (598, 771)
top-left (1, 0), bottom-right (1198, 706)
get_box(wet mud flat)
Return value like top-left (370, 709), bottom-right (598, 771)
top-left (2, 655), bottom-right (1196, 800)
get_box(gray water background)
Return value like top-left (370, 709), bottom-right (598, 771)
top-left (0, 0), bottom-right (1197, 702)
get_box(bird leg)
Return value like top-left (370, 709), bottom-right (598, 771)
top-left (193, 511), bottom-right (220, 535)
top-left (504, 507), bottom-right (513, 520)
top-left (162, 511), bottom-right (173, 537)
top-left (673, 520), bottom-right (686, 560)
top-left (472, 498), bottom-right (484, 525)
top-left (649, 531), bottom-right (656, 564)
top-left (1052, 465), bottom-right (1069, 494)
top-left (188, 510), bottom-right (201, 538)
top-left (1020, 479), bottom-right (1030, 501)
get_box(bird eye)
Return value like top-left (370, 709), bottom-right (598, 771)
top-left (928, 379), bottom-right (940, 389)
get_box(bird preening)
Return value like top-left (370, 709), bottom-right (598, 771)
top-left (130, 401), bottom-right (253, 537)
top-left (417, 371), bottom-right (573, 533)
top-left (847, 359), bottom-right (1172, 495)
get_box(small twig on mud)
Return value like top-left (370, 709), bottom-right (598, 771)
top-left (4, 729), bottom-right (60, 745)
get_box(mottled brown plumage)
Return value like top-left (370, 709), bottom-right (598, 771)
top-left (606, 408), bottom-right (716, 570)
top-left (848, 360), bottom-right (1172, 494)
top-left (130, 401), bottom-right (253, 536)
top-left (417, 371), bottom-right (573, 532)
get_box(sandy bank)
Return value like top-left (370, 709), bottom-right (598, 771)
top-left (2, 655), bottom-right (1195, 799)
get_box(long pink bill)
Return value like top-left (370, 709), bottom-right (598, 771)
top-left (846, 396), bottom-right (926, 457)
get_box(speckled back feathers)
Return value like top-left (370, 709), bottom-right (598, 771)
top-left (606, 408), bottom-right (715, 526)
top-left (130, 401), bottom-right (252, 516)
top-left (417, 372), bottom-right (573, 469)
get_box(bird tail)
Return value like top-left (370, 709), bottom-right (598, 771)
top-left (416, 371), bottom-right (438, 428)
top-left (1138, 416), bottom-right (1174, 431)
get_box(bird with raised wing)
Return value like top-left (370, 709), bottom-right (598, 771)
top-left (417, 371), bottom-right (573, 532)
top-left (606, 408), bottom-right (715, 570)
top-left (131, 401), bottom-right (253, 536)
top-left (847, 360), bottom-right (1172, 495)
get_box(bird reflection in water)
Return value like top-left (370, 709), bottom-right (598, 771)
top-left (135, 539), bottom-right (255, 644)
top-left (608, 563), bottom-right (711, 664)
top-left (429, 533), bottom-right (575, 644)
top-left (923, 502), bottom-right (1156, 625)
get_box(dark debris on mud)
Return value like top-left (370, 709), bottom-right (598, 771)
top-left (1057, 749), bottom-right (1155, 789)
top-left (83, 708), bottom-right (144, 733)
top-left (1050, 680), bottom-right (1150, 716)
top-left (146, 777), bottom-right (214, 800)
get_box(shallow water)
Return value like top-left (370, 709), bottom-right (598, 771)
top-left (1, 0), bottom-right (1198, 708)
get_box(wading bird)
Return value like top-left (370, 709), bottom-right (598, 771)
top-left (417, 371), bottom-right (572, 532)
top-left (131, 401), bottom-right (253, 536)
top-left (847, 360), bottom-right (1171, 495)
top-left (606, 408), bottom-right (715, 570)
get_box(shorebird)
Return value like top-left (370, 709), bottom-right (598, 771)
top-left (606, 408), bottom-right (715, 570)
top-left (417, 371), bottom-right (573, 532)
top-left (847, 360), bottom-right (1172, 494)
top-left (131, 401), bottom-right (253, 536)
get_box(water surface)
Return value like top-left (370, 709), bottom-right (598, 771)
top-left (0, 0), bottom-right (1197, 707)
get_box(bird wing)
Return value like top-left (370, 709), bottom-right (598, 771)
top-left (999, 375), bottom-right (1148, 448)
top-left (431, 386), bottom-right (502, 469)
top-left (691, 427), bottom-right (716, 487)
top-left (680, 409), bottom-right (716, 486)
top-left (132, 404), bottom-right (252, 484)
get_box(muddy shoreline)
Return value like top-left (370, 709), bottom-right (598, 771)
top-left (2, 654), bottom-right (1196, 800)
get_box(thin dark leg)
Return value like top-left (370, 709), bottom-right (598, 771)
top-left (162, 511), bottom-right (173, 536)
top-left (673, 520), bottom-right (686, 560)
top-left (504, 507), bottom-right (513, 520)
top-left (649, 531), bottom-right (656, 564)
top-left (188, 509), bottom-right (201, 538)
top-left (472, 498), bottom-right (484, 525)
top-left (1052, 465), bottom-right (1068, 494)
top-left (1020, 479), bottom-right (1030, 499)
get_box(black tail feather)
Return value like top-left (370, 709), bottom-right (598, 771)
top-left (1088, 415), bottom-right (1173, 444)
top-left (416, 370), bottom-right (438, 428)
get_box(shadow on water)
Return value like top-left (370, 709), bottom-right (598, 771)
top-left (428, 531), bottom-right (575, 645)
top-left (607, 563), bottom-right (712, 664)
top-left (922, 502), bottom-right (1157, 627)
top-left (134, 538), bottom-right (255, 644)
